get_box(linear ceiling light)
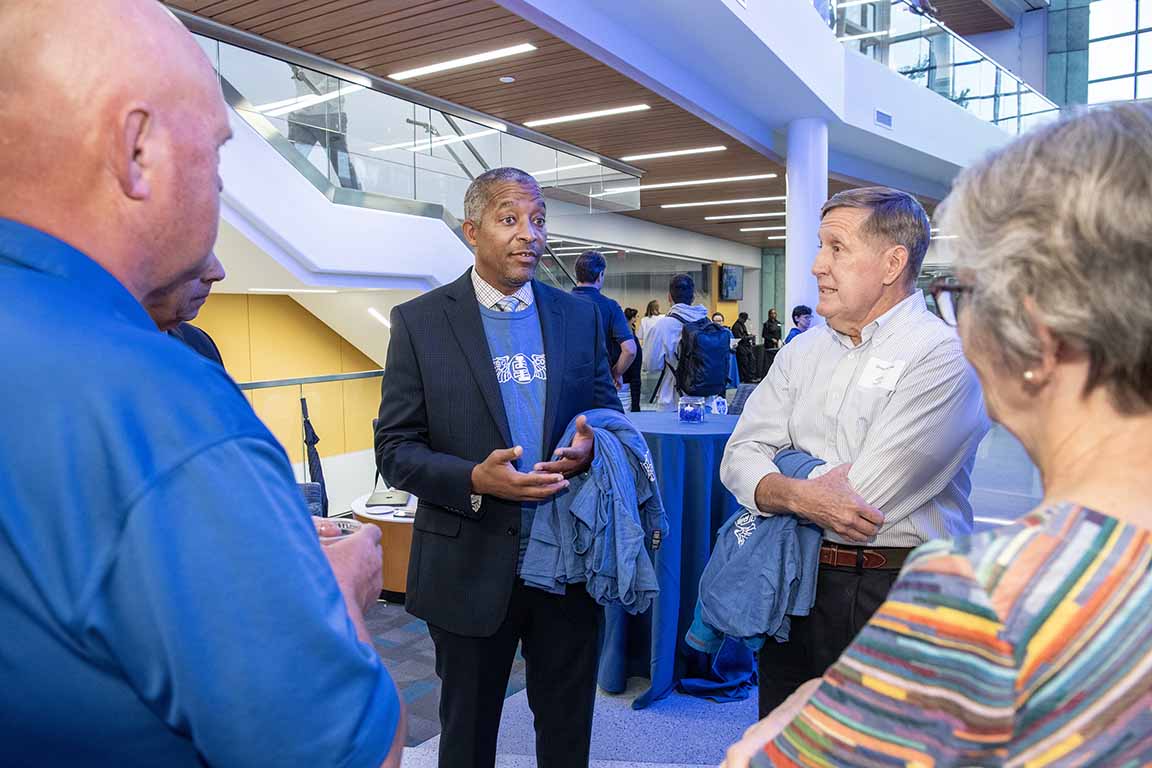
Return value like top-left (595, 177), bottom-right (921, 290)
top-left (837, 30), bottom-right (891, 42)
top-left (593, 173), bottom-right (778, 197)
top-left (530, 160), bottom-right (601, 176)
top-left (705, 212), bottom-right (786, 221)
top-left (389, 43), bottom-right (537, 81)
top-left (740, 226), bottom-right (789, 232)
top-left (367, 308), bottom-right (392, 328)
top-left (249, 288), bottom-right (338, 294)
top-left (620, 145), bottom-right (727, 162)
top-left (931, 235), bottom-right (959, 240)
top-left (765, 235), bottom-right (787, 240)
top-left (255, 84), bottom-right (367, 118)
top-left (662, 196), bottom-right (786, 209)
top-left (370, 127), bottom-right (504, 153)
top-left (525, 104), bottom-right (650, 128)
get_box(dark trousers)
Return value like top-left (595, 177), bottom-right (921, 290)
top-left (627, 378), bottom-right (642, 412)
top-left (427, 582), bottom-right (602, 768)
top-left (757, 563), bottom-right (899, 717)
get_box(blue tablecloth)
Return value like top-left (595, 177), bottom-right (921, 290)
top-left (598, 411), bottom-right (754, 708)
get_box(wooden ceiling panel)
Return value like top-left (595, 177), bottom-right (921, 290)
top-left (169, 0), bottom-right (925, 248)
top-left (930, 0), bottom-right (1014, 37)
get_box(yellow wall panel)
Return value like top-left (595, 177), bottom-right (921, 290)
top-left (301, 380), bottom-right (347, 459)
top-left (189, 294), bottom-right (381, 461)
top-left (343, 377), bottom-right (382, 453)
top-left (192, 294), bottom-right (252, 382)
top-left (248, 295), bottom-right (342, 381)
top-left (340, 338), bottom-right (378, 373)
top-left (251, 386), bottom-right (305, 464)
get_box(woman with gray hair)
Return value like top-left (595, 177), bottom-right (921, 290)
top-left (723, 103), bottom-right (1152, 766)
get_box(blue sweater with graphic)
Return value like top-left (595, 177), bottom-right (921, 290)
top-left (479, 302), bottom-right (548, 570)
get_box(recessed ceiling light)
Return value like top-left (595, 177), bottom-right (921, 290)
top-left (704, 212), bottom-right (787, 221)
top-left (525, 104), bottom-right (650, 128)
top-left (765, 235), bottom-right (787, 240)
top-left (389, 43), bottom-right (537, 81)
top-left (367, 308), bottom-right (392, 328)
top-left (931, 235), bottom-right (959, 240)
top-left (740, 226), bottom-right (789, 232)
top-left (662, 196), bottom-right (786, 209)
top-left (592, 173), bottom-right (778, 197)
top-left (499, 75), bottom-right (517, 84)
top-left (249, 288), bottom-right (339, 294)
top-left (620, 145), bottom-right (727, 162)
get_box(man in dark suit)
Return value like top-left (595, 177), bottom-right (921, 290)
top-left (142, 250), bottom-right (226, 365)
top-left (375, 167), bottom-right (622, 768)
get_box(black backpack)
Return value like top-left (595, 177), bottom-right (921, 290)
top-left (659, 313), bottom-right (730, 398)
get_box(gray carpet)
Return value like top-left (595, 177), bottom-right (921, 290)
top-left (410, 678), bottom-right (758, 765)
top-left (364, 600), bottom-right (527, 747)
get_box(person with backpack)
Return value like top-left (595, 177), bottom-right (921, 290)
top-left (643, 273), bottom-right (730, 411)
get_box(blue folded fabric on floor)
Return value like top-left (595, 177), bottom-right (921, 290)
top-left (678, 633), bottom-right (759, 703)
top-left (685, 449), bottom-right (824, 653)
top-left (521, 408), bottom-right (668, 614)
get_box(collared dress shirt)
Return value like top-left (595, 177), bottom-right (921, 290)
top-left (721, 291), bottom-right (989, 548)
top-left (471, 268), bottom-right (535, 311)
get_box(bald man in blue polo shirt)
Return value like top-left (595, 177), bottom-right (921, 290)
top-left (0, 2), bottom-right (403, 765)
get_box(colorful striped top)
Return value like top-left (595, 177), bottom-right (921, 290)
top-left (755, 503), bottom-right (1152, 767)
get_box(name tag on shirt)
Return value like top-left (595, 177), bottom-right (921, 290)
top-left (857, 357), bottom-right (907, 391)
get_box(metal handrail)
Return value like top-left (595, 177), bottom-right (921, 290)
top-left (238, 369), bottom-right (384, 391)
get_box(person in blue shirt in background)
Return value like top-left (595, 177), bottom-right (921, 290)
top-left (784, 304), bottom-right (814, 344)
top-left (571, 249), bottom-right (637, 392)
top-left (0, 2), bottom-right (404, 765)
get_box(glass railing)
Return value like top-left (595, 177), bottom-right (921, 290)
top-left (179, 11), bottom-right (642, 230)
top-left (831, 0), bottom-right (1061, 134)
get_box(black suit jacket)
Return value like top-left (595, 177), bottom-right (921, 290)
top-left (374, 269), bottom-right (622, 637)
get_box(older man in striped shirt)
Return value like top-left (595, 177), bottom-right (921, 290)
top-left (720, 187), bottom-right (989, 717)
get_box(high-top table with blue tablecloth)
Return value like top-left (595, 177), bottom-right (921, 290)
top-left (598, 411), bottom-right (752, 708)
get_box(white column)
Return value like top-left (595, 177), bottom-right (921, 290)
top-left (784, 118), bottom-right (828, 321)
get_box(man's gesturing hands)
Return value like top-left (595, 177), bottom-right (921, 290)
top-left (471, 416), bottom-right (596, 503)
top-left (471, 445), bottom-right (569, 502)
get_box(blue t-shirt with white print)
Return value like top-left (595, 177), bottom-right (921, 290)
top-left (479, 302), bottom-right (548, 571)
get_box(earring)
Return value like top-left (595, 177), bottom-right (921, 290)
top-left (1023, 370), bottom-right (1035, 382)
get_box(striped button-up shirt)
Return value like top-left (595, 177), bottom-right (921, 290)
top-left (471, 268), bottom-right (535, 311)
top-left (720, 291), bottom-right (989, 548)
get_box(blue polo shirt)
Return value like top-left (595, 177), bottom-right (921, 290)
top-left (0, 219), bottom-right (399, 767)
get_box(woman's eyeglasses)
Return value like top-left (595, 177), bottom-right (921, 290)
top-left (927, 277), bottom-right (974, 327)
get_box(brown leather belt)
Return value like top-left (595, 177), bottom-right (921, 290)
top-left (819, 542), bottom-right (913, 570)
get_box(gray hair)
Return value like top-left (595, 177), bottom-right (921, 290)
top-left (463, 167), bottom-right (542, 223)
top-left (821, 187), bottom-right (931, 284)
top-left (936, 102), bottom-right (1152, 413)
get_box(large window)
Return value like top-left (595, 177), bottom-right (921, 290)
top-left (1087, 0), bottom-right (1152, 102)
